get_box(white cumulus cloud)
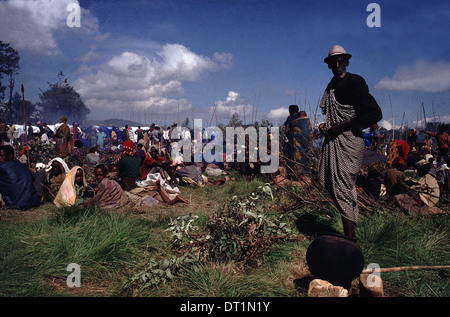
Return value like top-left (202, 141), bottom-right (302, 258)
top-left (157, 44), bottom-right (232, 82)
top-left (0, 0), bottom-right (102, 55)
top-left (74, 45), bottom-right (233, 115)
top-left (211, 91), bottom-right (254, 122)
top-left (266, 106), bottom-right (289, 121)
top-left (375, 60), bottom-right (450, 93)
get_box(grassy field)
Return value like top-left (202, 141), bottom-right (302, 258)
top-left (0, 171), bottom-right (448, 298)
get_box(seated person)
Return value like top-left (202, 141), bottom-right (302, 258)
top-left (140, 145), bottom-right (171, 180)
top-left (45, 158), bottom-right (70, 200)
top-left (85, 147), bottom-right (100, 164)
top-left (86, 164), bottom-right (135, 209)
top-left (411, 159), bottom-right (440, 208)
top-left (356, 168), bottom-right (383, 200)
top-left (436, 163), bottom-right (450, 203)
top-left (108, 163), bottom-right (125, 189)
top-left (118, 140), bottom-right (141, 191)
top-left (54, 166), bottom-right (89, 207)
top-left (384, 157), bottom-right (409, 197)
top-left (69, 140), bottom-right (84, 166)
top-left (18, 145), bottom-right (30, 165)
top-left (0, 145), bottom-right (39, 210)
top-left (34, 158), bottom-right (68, 202)
top-left (386, 139), bottom-right (411, 167)
top-left (386, 158), bottom-right (441, 215)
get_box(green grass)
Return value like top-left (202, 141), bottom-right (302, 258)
top-left (0, 206), bottom-right (159, 296)
top-left (144, 262), bottom-right (294, 297)
top-left (0, 175), bottom-right (448, 297)
top-left (357, 211), bottom-right (449, 297)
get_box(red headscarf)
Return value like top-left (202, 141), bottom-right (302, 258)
top-left (20, 146), bottom-right (30, 157)
top-left (122, 140), bottom-right (136, 157)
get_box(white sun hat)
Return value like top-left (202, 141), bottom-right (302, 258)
top-left (324, 45), bottom-right (352, 64)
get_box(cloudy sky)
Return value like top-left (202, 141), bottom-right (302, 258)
top-left (1, 0), bottom-right (450, 129)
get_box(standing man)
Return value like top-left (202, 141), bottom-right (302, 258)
top-left (89, 127), bottom-right (98, 149)
top-left (122, 125), bottom-right (129, 142)
top-left (318, 45), bottom-right (382, 238)
top-left (407, 128), bottom-right (418, 150)
top-left (55, 115), bottom-right (72, 158)
top-left (286, 109), bottom-right (313, 179)
top-left (96, 128), bottom-right (106, 150)
top-left (111, 126), bottom-right (118, 146)
top-left (72, 122), bottom-right (80, 149)
top-left (135, 126), bottom-right (144, 142)
top-left (149, 124), bottom-right (161, 148)
top-left (7, 123), bottom-right (16, 146)
top-left (421, 124), bottom-right (450, 165)
top-left (27, 122), bottom-right (34, 140)
top-left (369, 123), bottom-right (381, 153)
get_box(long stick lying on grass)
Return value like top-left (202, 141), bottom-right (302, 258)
top-left (362, 265), bottom-right (450, 274)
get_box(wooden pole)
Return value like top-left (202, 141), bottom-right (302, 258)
top-left (388, 94), bottom-right (394, 141)
top-left (416, 106), bottom-right (419, 130)
top-left (421, 102), bottom-right (427, 130)
top-left (21, 84), bottom-right (30, 168)
top-left (210, 103), bottom-right (218, 126)
top-left (252, 88), bottom-right (257, 123)
top-left (432, 100), bottom-right (436, 128)
top-left (255, 90), bottom-right (260, 124)
top-left (400, 112), bottom-right (405, 140)
top-left (314, 94), bottom-right (321, 128)
top-left (363, 265), bottom-right (450, 274)
top-left (164, 105), bottom-right (167, 128)
top-left (304, 88), bottom-right (307, 111)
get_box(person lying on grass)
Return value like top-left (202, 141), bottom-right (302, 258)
top-left (85, 164), bottom-right (189, 209)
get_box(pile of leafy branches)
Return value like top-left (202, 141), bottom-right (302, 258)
top-left (196, 184), bottom-right (296, 265)
top-left (123, 184), bottom-right (297, 292)
top-left (120, 252), bottom-right (202, 294)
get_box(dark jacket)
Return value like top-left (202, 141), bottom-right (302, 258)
top-left (326, 72), bottom-right (382, 132)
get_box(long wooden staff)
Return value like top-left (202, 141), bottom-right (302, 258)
top-left (421, 102), bottom-right (427, 129)
top-left (21, 84), bottom-right (30, 168)
top-left (363, 265), bottom-right (450, 274)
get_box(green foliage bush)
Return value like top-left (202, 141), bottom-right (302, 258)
top-left (122, 183), bottom-right (297, 293)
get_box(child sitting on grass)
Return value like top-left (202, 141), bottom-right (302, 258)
top-left (54, 166), bottom-right (89, 207)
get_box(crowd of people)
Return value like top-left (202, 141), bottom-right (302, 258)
top-left (1, 45), bottom-right (449, 241)
top-left (0, 116), bottom-right (237, 211)
top-left (1, 107), bottom-right (448, 219)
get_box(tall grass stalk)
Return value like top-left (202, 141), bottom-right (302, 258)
top-left (357, 212), bottom-right (449, 296)
top-left (172, 262), bottom-right (292, 297)
top-left (0, 206), bottom-right (157, 296)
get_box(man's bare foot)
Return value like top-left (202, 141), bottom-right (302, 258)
top-left (175, 195), bottom-right (190, 204)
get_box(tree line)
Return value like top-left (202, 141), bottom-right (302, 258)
top-left (0, 41), bottom-right (90, 125)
